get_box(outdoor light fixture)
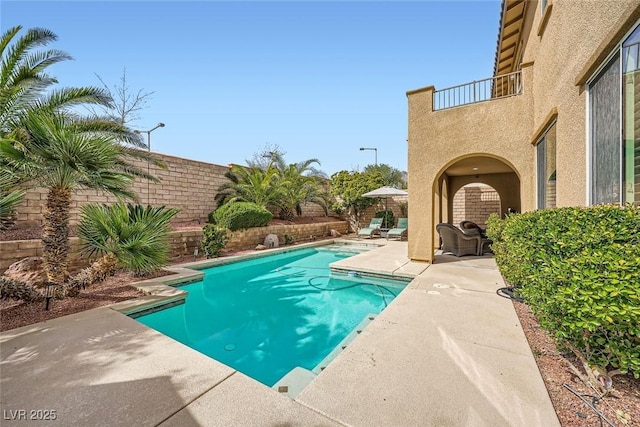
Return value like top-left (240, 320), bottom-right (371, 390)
top-left (44, 282), bottom-right (56, 311)
top-left (134, 123), bottom-right (165, 205)
top-left (359, 147), bottom-right (378, 165)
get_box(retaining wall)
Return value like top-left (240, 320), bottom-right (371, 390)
top-left (1, 221), bottom-right (349, 273)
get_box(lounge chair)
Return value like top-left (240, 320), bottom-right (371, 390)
top-left (436, 223), bottom-right (482, 256)
top-left (357, 217), bottom-right (383, 239)
top-left (387, 218), bottom-right (408, 240)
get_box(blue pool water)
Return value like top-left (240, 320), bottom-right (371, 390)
top-left (135, 244), bottom-right (408, 386)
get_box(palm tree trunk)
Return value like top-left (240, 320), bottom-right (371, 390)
top-left (42, 186), bottom-right (71, 285)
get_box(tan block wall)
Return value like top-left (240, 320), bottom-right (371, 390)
top-left (1, 221), bottom-right (349, 273)
top-left (452, 185), bottom-right (501, 227)
top-left (0, 238), bottom-right (86, 274)
top-left (14, 152), bottom-right (332, 228)
top-left (14, 152), bottom-right (230, 228)
top-left (222, 221), bottom-right (349, 251)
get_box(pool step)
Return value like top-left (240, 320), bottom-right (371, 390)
top-left (272, 313), bottom-right (378, 398)
top-left (271, 367), bottom-right (317, 398)
top-left (311, 313), bottom-right (377, 375)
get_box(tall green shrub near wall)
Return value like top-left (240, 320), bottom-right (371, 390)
top-left (213, 202), bottom-right (272, 231)
top-left (487, 205), bottom-right (640, 378)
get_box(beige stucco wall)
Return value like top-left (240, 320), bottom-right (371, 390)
top-left (407, 69), bottom-right (534, 261)
top-left (407, 0), bottom-right (639, 262)
top-left (524, 0), bottom-right (638, 206)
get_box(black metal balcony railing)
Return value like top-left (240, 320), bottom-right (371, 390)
top-left (433, 70), bottom-right (522, 111)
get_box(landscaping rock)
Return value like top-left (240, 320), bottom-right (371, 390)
top-left (264, 234), bottom-right (279, 248)
top-left (3, 257), bottom-right (48, 288)
top-left (255, 244), bottom-right (267, 250)
top-left (330, 229), bottom-right (342, 237)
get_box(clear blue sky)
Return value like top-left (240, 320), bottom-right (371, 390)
top-left (2, 1), bottom-right (502, 176)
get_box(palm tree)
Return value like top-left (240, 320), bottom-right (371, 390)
top-left (271, 155), bottom-right (325, 221)
top-left (1, 26), bottom-right (155, 286)
top-left (77, 203), bottom-right (179, 277)
top-left (215, 164), bottom-right (282, 209)
top-left (1, 110), bottom-right (154, 284)
top-left (0, 171), bottom-right (24, 230)
top-left (1, 26), bottom-right (69, 129)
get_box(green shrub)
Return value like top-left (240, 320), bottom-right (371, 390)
top-left (374, 210), bottom-right (395, 229)
top-left (201, 225), bottom-right (229, 258)
top-left (284, 234), bottom-right (295, 245)
top-left (488, 205), bottom-right (640, 378)
top-left (213, 202), bottom-right (272, 231)
top-left (207, 210), bottom-right (216, 224)
top-left (78, 203), bottom-right (180, 276)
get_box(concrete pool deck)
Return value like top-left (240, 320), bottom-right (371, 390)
top-left (0, 241), bottom-right (560, 426)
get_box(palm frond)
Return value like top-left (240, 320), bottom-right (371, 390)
top-left (78, 202), bottom-right (179, 275)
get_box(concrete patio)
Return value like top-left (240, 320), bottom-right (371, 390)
top-left (0, 241), bottom-right (559, 426)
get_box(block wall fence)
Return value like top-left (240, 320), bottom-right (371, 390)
top-left (452, 185), bottom-right (501, 227)
top-left (14, 151), bottom-right (327, 228)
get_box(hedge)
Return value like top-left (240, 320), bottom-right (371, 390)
top-left (486, 205), bottom-right (640, 378)
top-left (212, 202), bottom-right (273, 231)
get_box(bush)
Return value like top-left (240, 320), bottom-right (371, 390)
top-left (78, 203), bottom-right (180, 276)
top-left (487, 205), bottom-right (640, 378)
top-left (213, 202), bottom-right (272, 231)
top-left (207, 210), bottom-right (216, 224)
top-left (374, 210), bottom-right (395, 229)
top-left (201, 225), bottom-right (229, 258)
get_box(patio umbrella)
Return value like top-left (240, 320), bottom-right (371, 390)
top-left (362, 186), bottom-right (408, 226)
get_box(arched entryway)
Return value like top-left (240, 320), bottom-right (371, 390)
top-left (432, 154), bottom-right (521, 253)
top-left (452, 183), bottom-right (501, 227)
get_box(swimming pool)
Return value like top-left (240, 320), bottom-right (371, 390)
top-left (135, 244), bottom-right (408, 386)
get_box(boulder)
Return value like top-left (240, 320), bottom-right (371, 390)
top-left (3, 257), bottom-right (48, 288)
top-left (255, 244), bottom-right (267, 250)
top-left (330, 229), bottom-right (342, 237)
top-left (264, 234), bottom-right (279, 248)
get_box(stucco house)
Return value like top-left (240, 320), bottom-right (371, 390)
top-left (406, 0), bottom-right (640, 262)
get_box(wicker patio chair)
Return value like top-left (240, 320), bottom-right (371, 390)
top-left (459, 221), bottom-right (493, 255)
top-left (436, 223), bottom-right (482, 257)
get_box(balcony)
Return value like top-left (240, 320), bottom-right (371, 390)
top-left (433, 70), bottom-right (522, 111)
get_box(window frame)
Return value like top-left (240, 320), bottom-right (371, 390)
top-left (536, 120), bottom-right (557, 209)
top-left (586, 21), bottom-right (640, 205)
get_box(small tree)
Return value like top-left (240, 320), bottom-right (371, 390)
top-left (87, 69), bottom-right (154, 135)
top-left (363, 164), bottom-right (406, 189)
top-left (329, 170), bottom-right (384, 233)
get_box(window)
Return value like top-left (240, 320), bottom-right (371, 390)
top-left (623, 26), bottom-right (640, 205)
top-left (537, 122), bottom-right (556, 209)
top-left (589, 23), bottom-right (640, 206)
